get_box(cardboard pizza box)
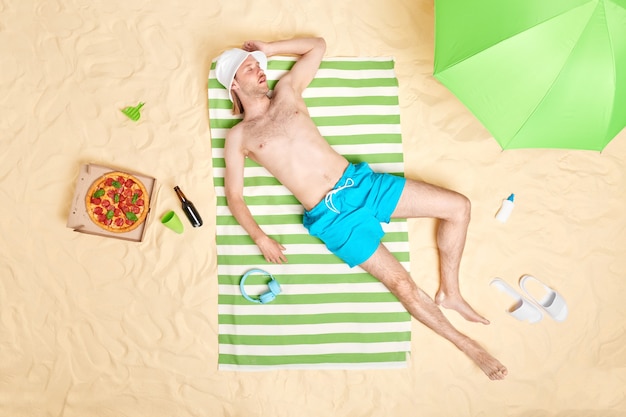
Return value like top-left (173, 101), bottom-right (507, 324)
top-left (66, 163), bottom-right (158, 242)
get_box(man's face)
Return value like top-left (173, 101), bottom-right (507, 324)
top-left (233, 55), bottom-right (268, 97)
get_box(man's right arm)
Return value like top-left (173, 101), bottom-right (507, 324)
top-left (223, 128), bottom-right (287, 264)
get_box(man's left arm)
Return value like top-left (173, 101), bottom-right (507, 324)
top-left (242, 37), bottom-right (326, 96)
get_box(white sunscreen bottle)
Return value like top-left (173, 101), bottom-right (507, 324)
top-left (496, 193), bottom-right (515, 223)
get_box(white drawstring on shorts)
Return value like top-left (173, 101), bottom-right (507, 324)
top-left (324, 178), bottom-right (354, 214)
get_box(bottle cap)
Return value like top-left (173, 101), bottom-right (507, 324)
top-left (507, 193), bottom-right (515, 202)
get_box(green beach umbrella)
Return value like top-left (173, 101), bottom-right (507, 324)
top-left (433, 0), bottom-right (626, 150)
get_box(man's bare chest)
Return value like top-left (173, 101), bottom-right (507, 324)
top-left (242, 106), bottom-right (308, 152)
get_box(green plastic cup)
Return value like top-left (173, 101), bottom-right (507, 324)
top-left (161, 210), bottom-right (184, 234)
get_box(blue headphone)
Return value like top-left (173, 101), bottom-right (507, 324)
top-left (239, 268), bottom-right (282, 304)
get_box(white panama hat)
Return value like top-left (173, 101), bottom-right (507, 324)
top-left (215, 48), bottom-right (268, 102)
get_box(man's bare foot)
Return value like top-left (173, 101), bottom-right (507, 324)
top-left (435, 291), bottom-right (490, 324)
top-left (460, 338), bottom-right (508, 380)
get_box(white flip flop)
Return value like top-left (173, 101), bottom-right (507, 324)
top-left (490, 278), bottom-right (543, 323)
top-left (519, 275), bottom-right (568, 322)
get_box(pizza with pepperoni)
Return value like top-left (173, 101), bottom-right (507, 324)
top-left (85, 171), bottom-right (149, 233)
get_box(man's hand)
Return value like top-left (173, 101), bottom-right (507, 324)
top-left (242, 37), bottom-right (325, 97)
top-left (242, 40), bottom-right (269, 55)
top-left (255, 235), bottom-right (287, 264)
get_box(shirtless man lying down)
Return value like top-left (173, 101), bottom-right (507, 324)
top-left (215, 37), bottom-right (507, 380)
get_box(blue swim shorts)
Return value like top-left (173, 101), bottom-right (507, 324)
top-left (303, 162), bottom-right (406, 267)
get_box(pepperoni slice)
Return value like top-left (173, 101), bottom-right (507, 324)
top-left (101, 200), bottom-right (110, 208)
top-left (136, 199), bottom-right (144, 206)
top-left (124, 179), bottom-right (135, 187)
top-left (94, 207), bottom-right (104, 215)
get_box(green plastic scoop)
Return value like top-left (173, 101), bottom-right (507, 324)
top-left (121, 102), bottom-right (144, 121)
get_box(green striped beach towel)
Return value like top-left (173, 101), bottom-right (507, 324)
top-left (208, 57), bottom-right (412, 370)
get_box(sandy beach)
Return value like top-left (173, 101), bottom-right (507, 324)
top-left (1, 0), bottom-right (625, 415)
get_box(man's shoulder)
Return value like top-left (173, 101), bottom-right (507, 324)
top-left (273, 77), bottom-right (295, 94)
top-left (271, 82), bottom-right (303, 106)
top-left (229, 121), bottom-right (246, 133)
top-left (225, 122), bottom-right (245, 142)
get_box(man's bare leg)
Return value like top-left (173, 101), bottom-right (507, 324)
top-left (360, 244), bottom-right (507, 380)
top-left (391, 179), bottom-right (488, 324)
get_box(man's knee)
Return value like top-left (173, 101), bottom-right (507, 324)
top-left (446, 191), bottom-right (471, 224)
top-left (385, 274), bottom-right (418, 298)
top-left (458, 194), bottom-right (471, 221)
